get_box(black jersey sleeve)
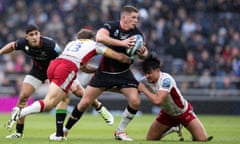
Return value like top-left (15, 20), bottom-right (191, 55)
top-left (102, 21), bottom-right (120, 36)
top-left (15, 38), bottom-right (28, 50)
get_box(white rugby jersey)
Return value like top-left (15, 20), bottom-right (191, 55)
top-left (141, 72), bottom-right (188, 116)
top-left (59, 39), bottom-right (107, 69)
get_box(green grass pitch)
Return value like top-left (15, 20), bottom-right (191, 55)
top-left (0, 113), bottom-right (240, 144)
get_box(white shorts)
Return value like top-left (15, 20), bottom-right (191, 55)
top-left (23, 75), bottom-right (43, 90)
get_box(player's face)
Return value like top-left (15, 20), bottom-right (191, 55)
top-left (145, 69), bottom-right (160, 83)
top-left (122, 12), bottom-right (138, 30)
top-left (26, 30), bottom-right (41, 47)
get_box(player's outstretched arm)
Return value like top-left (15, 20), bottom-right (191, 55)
top-left (0, 42), bottom-right (16, 55)
top-left (104, 48), bottom-right (133, 64)
top-left (80, 63), bottom-right (98, 73)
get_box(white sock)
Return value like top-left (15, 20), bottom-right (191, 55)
top-left (63, 127), bottom-right (69, 132)
top-left (20, 100), bottom-right (44, 117)
top-left (117, 108), bottom-right (135, 132)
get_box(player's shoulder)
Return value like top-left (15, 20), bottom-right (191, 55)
top-left (161, 72), bottom-right (174, 81)
top-left (67, 39), bottom-right (95, 46)
top-left (79, 39), bottom-right (94, 42)
top-left (161, 72), bottom-right (176, 85)
top-left (41, 36), bottom-right (55, 43)
top-left (103, 21), bottom-right (119, 30)
top-left (16, 37), bottom-right (27, 45)
top-left (15, 38), bottom-right (28, 49)
top-left (40, 36), bottom-right (56, 47)
top-left (77, 39), bottom-right (95, 46)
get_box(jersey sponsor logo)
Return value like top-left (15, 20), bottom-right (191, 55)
top-left (162, 78), bottom-right (170, 88)
top-left (120, 33), bottom-right (129, 40)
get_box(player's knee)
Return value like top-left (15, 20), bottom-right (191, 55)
top-left (129, 97), bottom-right (140, 109)
top-left (77, 99), bottom-right (91, 110)
top-left (42, 101), bottom-right (54, 111)
top-left (146, 134), bottom-right (158, 141)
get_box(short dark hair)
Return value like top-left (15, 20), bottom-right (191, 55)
top-left (121, 5), bottom-right (138, 14)
top-left (77, 29), bottom-right (95, 39)
top-left (25, 24), bottom-right (39, 34)
top-left (141, 55), bottom-right (161, 74)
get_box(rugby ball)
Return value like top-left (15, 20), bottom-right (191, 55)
top-left (126, 34), bottom-right (144, 56)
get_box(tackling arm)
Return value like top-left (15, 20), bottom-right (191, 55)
top-left (103, 48), bottom-right (133, 64)
top-left (80, 63), bottom-right (98, 73)
top-left (138, 83), bottom-right (168, 105)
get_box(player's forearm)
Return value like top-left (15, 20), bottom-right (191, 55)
top-left (141, 87), bottom-right (162, 105)
top-left (104, 48), bottom-right (132, 64)
top-left (80, 64), bottom-right (97, 73)
top-left (0, 42), bottom-right (15, 55)
top-left (116, 54), bottom-right (132, 64)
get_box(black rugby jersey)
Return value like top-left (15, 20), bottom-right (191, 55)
top-left (15, 36), bottom-right (61, 70)
top-left (100, 21), bottom-right (143, 73)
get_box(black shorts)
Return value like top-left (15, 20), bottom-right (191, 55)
top-left (29, 65), bottom-right (47, 83)
top-left (89, 69), bottom-right (139, 89)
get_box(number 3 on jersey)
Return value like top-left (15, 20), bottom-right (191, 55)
top-left (66, 42), bottom-right (82, 52)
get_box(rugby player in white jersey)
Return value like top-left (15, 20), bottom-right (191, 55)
top-left (7, 28), bottom-right (133, 139)
top-left (138, 55), bottom-right (212, 141)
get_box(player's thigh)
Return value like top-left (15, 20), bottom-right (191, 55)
top-left (44, 82), bottom-right (66, 110)
top-left (185, 118), bottom-right (208, 141)
top-left (20, 75), bottom-right (42, 97)
top-left (79, 86), bottom-right (103, 107)
top-left (147, 120), bottom-right (170, 140)
top-left (18, 83), bottom-right (35, 99)
top-left (18, 76), bottom-right (42, 106)
top-left (120, 87), bottom-right (140, 108)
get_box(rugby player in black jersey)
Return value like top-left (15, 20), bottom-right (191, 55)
top-left (0, 24), bottom-right (61, 138)
top-left (63, 5), bottom-right (148, 141)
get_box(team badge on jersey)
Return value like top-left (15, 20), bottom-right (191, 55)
top-left (25, 46), bottom-right (29, 51)
top-left (162, 78), bottom-right (171, 88)
top-left (114, 29), bottom-right (119, 37)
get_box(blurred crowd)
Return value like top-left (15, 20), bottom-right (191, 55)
top-left (0, 0), bottom-right (239, 96)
